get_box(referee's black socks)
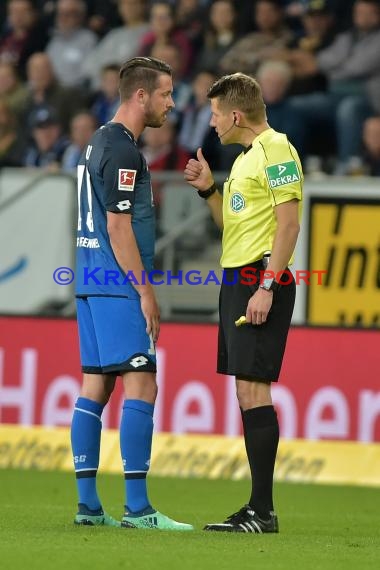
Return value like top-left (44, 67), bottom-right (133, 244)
top-left (241, 405), bottom-right (279, 519)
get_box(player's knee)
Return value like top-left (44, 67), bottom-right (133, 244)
top-left (81, 373), bottom-right (117, 405)
top-left (80, 388), bottom-right (110, 406)
top-left (123, 372), bottom-right (158, 403)
top-left (143, 379), bottom-right (158, 403)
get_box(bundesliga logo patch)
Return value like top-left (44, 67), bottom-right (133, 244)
top-left (265, 161), bottom-right (300, 189)
top-left (118, 169), bottom-right (136, 191)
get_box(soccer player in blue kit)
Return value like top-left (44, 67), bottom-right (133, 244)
top-left (72, 57), bottom-right (193, 531)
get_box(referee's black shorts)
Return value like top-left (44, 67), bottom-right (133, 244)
top-left (217, 261), bottom-right (296, 382)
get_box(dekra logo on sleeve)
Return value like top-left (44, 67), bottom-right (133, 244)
top-left (265, 161), bottom-right (300, 189)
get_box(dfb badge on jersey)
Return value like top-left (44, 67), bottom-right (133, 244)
top-left (118, 169), bottom-right (136, 191)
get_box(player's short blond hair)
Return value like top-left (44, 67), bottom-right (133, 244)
top-left (208, 72), bottom-right (266, 123)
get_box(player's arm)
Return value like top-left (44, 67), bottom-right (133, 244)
top-left (102, 144), bottom-right (160, 341)
top-left (107, 212), bottom-right (159, 341)
top-left (184, 147), bottom-right (223, 230)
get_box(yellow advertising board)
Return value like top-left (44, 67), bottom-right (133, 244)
top-left (308, 199), bottom-right (380, 326)
top-left (1, 425), bottom-right (379, 488)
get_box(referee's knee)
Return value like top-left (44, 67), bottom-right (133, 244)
top-left (236, 378), bottom-right (272, 410)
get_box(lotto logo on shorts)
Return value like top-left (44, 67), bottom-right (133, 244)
top-left (118, 169), bottom-right (136, 191)
top-left (265, 161), bottom-right (301, 189)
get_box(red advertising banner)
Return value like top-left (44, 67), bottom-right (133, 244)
top-left (0, 317), bottom-right (379, 441)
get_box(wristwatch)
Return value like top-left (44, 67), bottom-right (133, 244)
top-left (259, 277), bottom-right (281, 292)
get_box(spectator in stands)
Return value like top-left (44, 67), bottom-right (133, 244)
top-left (234, 0), bottom-right (354, 35)
top-left (178, 70), bottom-right (215, 153)
top-left (277, 0), bottom-right (341, 33)
top-left (233, 0), bottom-right (300, 35)
top-left (90, 64), bottom-right (119, 126)
top-left (33, 0), bottom-right (122, 36)
top-left (33, 0), bottom-right (57, 21)
top-left (46, 0), bottom-right (98, 87)
top-left (138, 2), bottom-right (194, 78)
top-left (24, 105), bottom-right (69, 169)
top-left (288, 0), bottom-right (380, 174)
top-left (0, 0), bottom-right (49, 78)
top-left (261, 1), bottom-right (336, 168)
top-left (178, 70), bottom-right (222, 169)
top-left (219, 0), bottom-right (294, 75)
top-left (273, 0), bottom-right (335, 95)
top-left (175, 0), bottom-right (206, 54)
top-left (323, 0), bottom-right (356, 32)
top-left (85, 0), bottom-right (122, 37)
top-left (257, 60), bottom-right (306, 159)
top-left (195, 0), bottom-right (240, 75)
top-left (82, 0), bottom-right (149, 88)
top-left (297, 1), bottom-right (335, 53)
top-left (283, 0), bottom-right (308, 27)
top-left (0, 61), bottom-right (28, 115)
top-left (24, 52), bottom-right (85, 134)
top-left (0, 98), bottom-right (25, 167)
top-left (362, 116), bottom-right (380, 176)
top-left (141, 120), bottom-right (189, 212)
top-left (150, 42), bottom-right (192, 127)
top-left (62, 110), bottom-right (97, 171)
top-left (142, 121), bottom-right (189, 172)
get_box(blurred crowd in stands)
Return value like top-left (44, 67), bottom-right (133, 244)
top-left (1, 0), bottom-right (380, 177)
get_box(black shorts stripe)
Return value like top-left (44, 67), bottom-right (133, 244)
top-left (82, 356), bottom-right (157, 375)
top-left (82, 366), bottom-right (103, 374)
top-left (102, 356), bottom-right (156, 375)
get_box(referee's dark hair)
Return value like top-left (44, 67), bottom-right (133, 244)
top-left (208, 72), bottom-right (266, 124)
top-left (119, 57), bottom-right (172, 102)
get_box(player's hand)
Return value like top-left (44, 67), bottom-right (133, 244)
top-left (184, 148), bottom-right (214, 191)
top-left (245, 288), bottom-right (273, 326)
top-left (140, 287), bottom-right (160, 342)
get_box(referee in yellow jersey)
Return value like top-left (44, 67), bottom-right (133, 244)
top-left (184, 72), bottom-right (302, 533)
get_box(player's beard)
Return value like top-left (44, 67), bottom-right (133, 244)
top-left (144, 101), bottom-right (166, 128)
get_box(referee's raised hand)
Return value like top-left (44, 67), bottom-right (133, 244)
top-left (184, 148), bottom-right (214, 191)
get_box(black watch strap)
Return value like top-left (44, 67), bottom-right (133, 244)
top-left (270, 280), bottom-right (281, 292)
top-left (198, 183), bottom-right (217, 200)
top-left (259, 278), bottom-right (281, 292)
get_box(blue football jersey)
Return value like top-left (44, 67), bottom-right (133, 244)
top-left (75, 122), bottom-right (155, 297)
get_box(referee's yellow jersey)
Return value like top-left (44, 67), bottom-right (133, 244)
top-left (221, 128), bottom-right (303, 268)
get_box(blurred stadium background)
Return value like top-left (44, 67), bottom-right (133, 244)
top-left (0, 0), bottom-right (379, 568)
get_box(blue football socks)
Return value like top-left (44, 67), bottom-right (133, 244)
top-left (120, 399), bottom-right (154, 513)
top-left (71, 397), bottom-right (104, 511)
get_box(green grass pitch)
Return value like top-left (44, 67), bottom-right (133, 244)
top-left (0, 469), bottom-right (379, 570)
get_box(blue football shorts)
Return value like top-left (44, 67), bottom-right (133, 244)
top-left (76, 296), bottom-right (157, 374)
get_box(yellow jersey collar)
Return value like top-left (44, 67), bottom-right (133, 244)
top-left (249, 127), bottom-right (274, 150)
